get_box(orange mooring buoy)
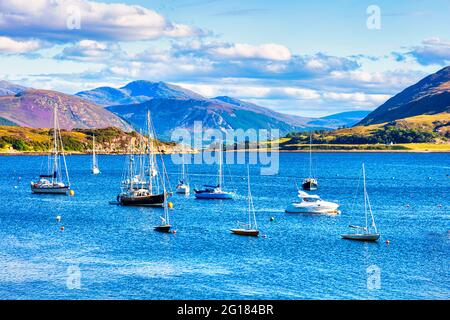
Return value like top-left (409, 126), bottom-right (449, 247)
top-left (168, 202), bottom-right (174, 209)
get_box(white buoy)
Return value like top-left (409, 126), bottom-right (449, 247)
top-left (56, 215), bottom-right (62, 222)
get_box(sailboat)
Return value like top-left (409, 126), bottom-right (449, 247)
top-left (176, 154), bottom-right (190, 194)
top-left (194, 147), bottom-right (234, 199)
top-left (302, 134), bottom-right (318, 191)
top-left (91, 135), bottom-right (100, 175)
top-left (341, 164), bottom-right (380, 242)
top-left (231, 166), bottom-right (259, 237)
top-left (154, 179), bottom-right (172, 233)
top-left (31, 105), bottom-right (71, 195)
top-left (117, 111), bottom-right (167, 207)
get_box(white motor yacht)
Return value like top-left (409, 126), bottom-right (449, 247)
top-left (285, 191), bottom-right (340, 214)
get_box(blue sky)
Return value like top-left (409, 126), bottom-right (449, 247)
top-left (0, 0), bottom-right (449, 116)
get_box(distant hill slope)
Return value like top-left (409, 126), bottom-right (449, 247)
top-left (0, 89), bottom-right (133, 131)
top-left (0, 80), bottom-right (27, 96)
top-left (0, 126), bottom-right (193, 154)
top-left (0, 116), bottom-right (17, 126)
top-left (358, 66), bottom-right (450, 125)
top-left (280, 113), bottom-right (450, 150)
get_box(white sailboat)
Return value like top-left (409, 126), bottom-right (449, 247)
top-left (31, 104), bottom-right (71, 195)
top-left (154, 192), bottom-right (172, 233)
top-left (341, 164), bottom-right (380, 242)
top-left (176, 154), bottom-right (190, 194)
top-left (231, 166), bottom-right (259, 236)
top-left (91, 134), bottom-right (100, 175)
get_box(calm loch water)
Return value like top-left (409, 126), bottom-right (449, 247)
top-left (0, 152), bottom-right (448, 300)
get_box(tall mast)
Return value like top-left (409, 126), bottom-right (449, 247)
top-left (218, 145), bottom-right (223, 188)
top-left (363, 163), bottom-right (369, 233)
top-left (129, 139), bottom-right (134, 190)
top-left (52, 104), bottom-right (58, 184)
top-left (92, 135), bottom-right (96, 167)
top-left (147, 110), bottom-right (153, 194)
top-left (181, 153), bottom-right (185, 181)
top-left (247, 166), bottom-right (251, 227)
top-left (247, 165), bottom-right (257, 230)
top-left (309, 134), bottom-right (312, 178)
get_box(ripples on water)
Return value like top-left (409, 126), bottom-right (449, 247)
top-left (0, 152), bottom-right (449, 299)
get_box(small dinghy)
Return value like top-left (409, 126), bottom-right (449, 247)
top-left (341, 164), bottom-right (380, 242)
top-left (231, 166), bottom-right (259, 237)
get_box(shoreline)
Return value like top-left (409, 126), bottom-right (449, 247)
top-left (1, 149), bottom-right (449, 156)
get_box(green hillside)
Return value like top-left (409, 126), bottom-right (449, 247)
top-left (0, 126), bottom-right (189, 154)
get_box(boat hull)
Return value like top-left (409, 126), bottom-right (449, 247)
top-left (341, 234), bottom-right (380, 242)
top-left (92, 167), bottom-right (100, 175)
top-left (302, 180), bottom-right (318, 191)
top-left (176, 185), bottom-right (190, 194)
top-left (285, 204), bottom-right (340, 215)
top-left (230, 229), bottom-right (259, 237)
top-left (119, 193), bottom-right (165, 207)
top-left (31, 185), bottom-right (70, 195)
top-left (154, 225), bottom-right (172, 233)
top-left (194, 192), bottom-right (234, 199)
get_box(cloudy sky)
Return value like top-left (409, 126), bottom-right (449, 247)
top-left (0, 0), bottom-right (449, 117)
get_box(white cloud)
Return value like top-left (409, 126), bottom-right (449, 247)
top-left (210, 43), bottom-right (292, 61)
top-left (0, 36), bottom-right (43, 54)
top-left (173, 40), bottom-right (292, 61)
top-left (323, 92), bottom-right (390, 105)
top-left (401, 37), bottom-right (450, 66)
top-left (0, 0), bottom-right (202, 42)
top-left (55, 40), bottom-right (123, 62)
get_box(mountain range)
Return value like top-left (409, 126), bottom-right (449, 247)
top-left (7, 65), bottom-right (450, 140)
top-left (0, 80), bottom-right (369, 139)
top-left (359, 66), bottom-right (450, 125)
top-left (77, 80), bottom-right (371, 138)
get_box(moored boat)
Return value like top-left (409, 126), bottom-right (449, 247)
top-left (116, 110), bottom-right (169, 207)
top-left (285, 191), bottom-right (340, 214)
top-left (231, 166), bottom-right (260, 237)
top-left (31, 104), bottom-right (71, 195)
top-left (341, 164), bottom-right (380, 242)
top-left (91, 134), bottom-right (100, 175)
top-left (302, 134), bottom-right (318, 191)
top-left (194, 147), bottom-right (234, 199)
top-left (176, 154), bottom-right (190, 194)
top-left (118, 189), bottom-right (165, 207)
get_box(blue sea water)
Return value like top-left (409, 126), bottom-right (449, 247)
top-left (0, 152), bottom-right (448, 300)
